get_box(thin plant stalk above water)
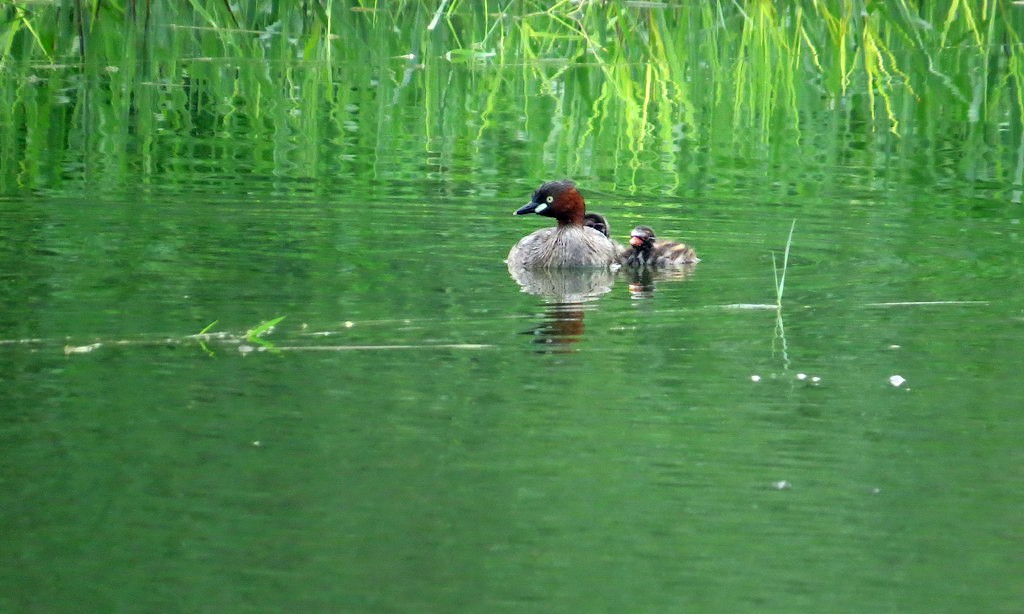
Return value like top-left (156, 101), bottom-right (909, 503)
top-left (773, 220), bottom-right (796, 310)
top-left (772, 220), bottom-right (796, 370)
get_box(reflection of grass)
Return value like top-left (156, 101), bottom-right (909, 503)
top-left (2, 2), bottom-right (1022, 193)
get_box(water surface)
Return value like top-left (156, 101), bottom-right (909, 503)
top-left (3, 10), bottom-right (1024, 611)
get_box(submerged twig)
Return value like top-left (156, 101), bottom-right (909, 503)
top-left (865, 300), bottom-right (990, 307)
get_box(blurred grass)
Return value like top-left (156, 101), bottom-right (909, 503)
top-left (1, 0), bottom-right (1022, 196)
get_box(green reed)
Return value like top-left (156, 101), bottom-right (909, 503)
top-left (1, 1), bottom-right (1022, 196)
top-left (772, 220), bottom-right (796, 310)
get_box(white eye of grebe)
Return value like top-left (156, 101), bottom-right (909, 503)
top-left (545, 195), bottom-right (554, 203)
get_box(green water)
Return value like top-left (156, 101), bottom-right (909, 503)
top-left (3, 3), bottom-right (1024, 612)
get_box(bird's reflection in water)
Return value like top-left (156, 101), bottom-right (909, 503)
top-left (626, 267), bottom-right (656, 299)
top-left (507, 265), bottom-right (615, 302)
top-left (508, 264), bottom-right (699, 350)
top-left (508, 265), bottom-right (615, 353)
top-left (525, 302), bottom-right (589, 352)
top-left (624, 264), bottom-right (698, 300)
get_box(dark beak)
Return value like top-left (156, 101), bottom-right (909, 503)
top-left (514, 201), bottom-right (539, 215)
